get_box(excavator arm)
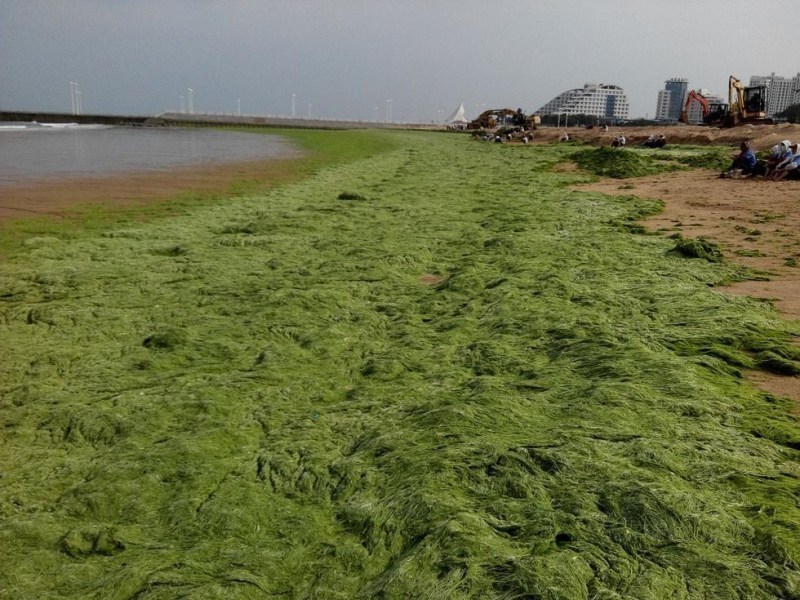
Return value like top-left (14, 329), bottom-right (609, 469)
top-left (729, 76), bottom-right (745, 119)
top-left (679, 90), bottom-right (709, 123)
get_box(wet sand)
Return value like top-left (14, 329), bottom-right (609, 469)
top-left (0, 156), bottom-right (305, 221)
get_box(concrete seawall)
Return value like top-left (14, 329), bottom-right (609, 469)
top-left (0, 110), bottom-right (442, 131)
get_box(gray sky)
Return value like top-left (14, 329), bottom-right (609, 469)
top-left (2, 0), bottom-right (798, 122)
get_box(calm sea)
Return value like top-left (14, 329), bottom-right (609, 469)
top-left (0, 124), bottom-right (300, 186)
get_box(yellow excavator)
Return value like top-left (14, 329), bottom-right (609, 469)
top-left (725, 76), bottom-right (770, 126)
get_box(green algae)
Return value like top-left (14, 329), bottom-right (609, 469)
top-left (572, 146), bottom-right (681, 179)
top-left (0, 131), bottom-right (799, 599)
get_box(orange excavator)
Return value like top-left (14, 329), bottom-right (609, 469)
top-left (678, 90), bottom-right (729, 126)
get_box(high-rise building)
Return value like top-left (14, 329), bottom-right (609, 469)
top-left (749, 72), bottom-right (800, 117)
top-left (655, 78), bottom-right (689, 121)
top-left (654, 90), bottom-right (673, 121)
top-left (665, 78), bottom-right (689, 121)
top-left (534, 83), bottom-right (630, 120)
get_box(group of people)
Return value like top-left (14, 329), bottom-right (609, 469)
top-left (642, 134), bottom-right (668, 148)
top-left (722, 140), bottom-right (800, 181)
top-left (610, 135), bottom-right (627, 147)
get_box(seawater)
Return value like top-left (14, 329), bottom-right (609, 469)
top-left (0, 124), bottom-right (300, 186)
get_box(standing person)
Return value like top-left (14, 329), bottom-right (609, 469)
top-left (721, 141), bottom-right (756, 178)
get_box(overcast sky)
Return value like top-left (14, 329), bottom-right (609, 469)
top-left (2, 0), bottom-right (799, 122)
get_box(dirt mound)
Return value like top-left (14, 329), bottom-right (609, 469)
top-left (535, 123), bottom-right (800, 149)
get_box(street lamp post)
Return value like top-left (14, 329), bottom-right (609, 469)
top-left (69, 82), bottom-right (81, 115)
top-left (75, 90), bottom-right (82, 115)
top-left (187, 88), bottom-right (194, 114)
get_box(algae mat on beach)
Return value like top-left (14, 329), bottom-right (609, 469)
top-left (1, 131), bottom-right (799, 599)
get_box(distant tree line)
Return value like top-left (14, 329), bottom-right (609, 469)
top-left (777, 103), bottom-right (800, 123)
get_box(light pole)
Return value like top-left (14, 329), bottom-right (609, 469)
top-left (291, 93), bottom-right (296, 118)
top-left (69, 82), bottom-right (82, 115)
top-left (237, 98), bottom-right (241, 116)
top-left (187, 88), bottom-right (194, 114)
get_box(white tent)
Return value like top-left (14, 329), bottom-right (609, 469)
top-left (446, 101), bottom-right (468, 124)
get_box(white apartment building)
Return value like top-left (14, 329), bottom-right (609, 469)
top-left (534, 83), bottom-right (630, 120)
top-left (749, 72), bottom-right (800, 117)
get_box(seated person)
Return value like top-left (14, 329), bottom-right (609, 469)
top-left (721, 141), bottom-right (756, 178)
top-left (772, 142), bottom-right (800, 181)
top-left (758, 142), bottom-right (788, 177)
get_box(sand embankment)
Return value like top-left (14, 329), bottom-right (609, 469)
top-left (535, 122), bottom-right (800, 149)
